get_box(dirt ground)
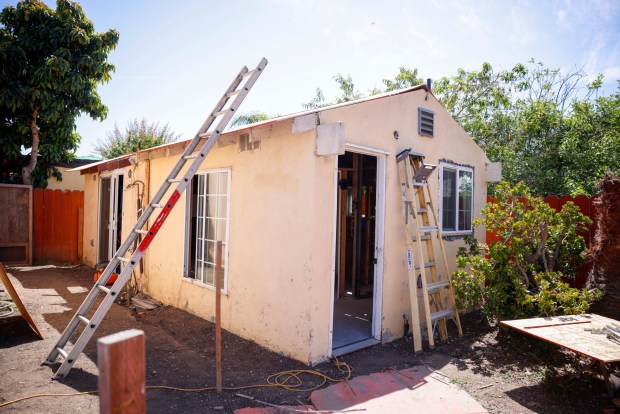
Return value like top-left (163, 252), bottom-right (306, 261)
top-left (0, 264), bottom-right (618, 413)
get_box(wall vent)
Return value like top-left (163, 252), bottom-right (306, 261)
top-left (418, 107), bottom-right (434, 137)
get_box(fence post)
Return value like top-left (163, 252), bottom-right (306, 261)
top-left (98, 329), bottom-right (146, 414)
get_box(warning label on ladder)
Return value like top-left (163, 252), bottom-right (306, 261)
top-left (407, 248), bottom-right (413, 270)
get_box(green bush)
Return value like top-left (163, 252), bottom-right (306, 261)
top-left (453, 182), bottom-right (601, 321)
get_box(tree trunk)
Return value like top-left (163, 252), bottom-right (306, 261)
top-left (22, 108), bottom-right (40, 186)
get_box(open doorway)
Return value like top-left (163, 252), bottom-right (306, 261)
top-left (98, 174), bottom-right (123, 266)
top-left (332, 151), bottom-right (381, 355)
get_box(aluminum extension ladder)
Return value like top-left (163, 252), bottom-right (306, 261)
top-left (396, 148), bottom-right (462, 353)
top-left (44, 58), bottom-right (268, 379)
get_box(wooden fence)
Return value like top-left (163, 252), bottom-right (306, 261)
top-left (0, 184), bottom-right (33, 265)
top-left (33, 189), bottom-right (84, 264)
top-left (486, 194), bottom-right (596, 288)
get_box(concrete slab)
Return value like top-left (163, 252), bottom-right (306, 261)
top-left (235, 366), bottom-right (488, 414)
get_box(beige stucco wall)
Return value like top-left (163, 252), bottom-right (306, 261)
top-left (81, 89), bottom-right (490, 364)
top-left (47, 167), bottom-right (85, 191)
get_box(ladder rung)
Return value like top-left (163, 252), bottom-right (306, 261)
top-left (213, 109), bottom-right (232, 117)
top-left (413, 182), bottom-right (428, 187)
top-left (98, 285), bottom-right (111, 294)
top-left (417, 208), bottom-right (427, 213)
top-left (419, 226), bottom-right (438, 233)
top-left (412, 235), bottom-right (431, 241)
top-left (151, 203), bottom-right (164, 208)
top-left (427, 280), bottom-right (451, 294)
top-left (414, 261), bottom-right (436, 270)
top-left (57, 347), bottom-right (68, 360)
top-left (242, 69), bottom-right (258, 78)
top-left (183, 154), bottom-right (198, 159)
top-left (226, 90), bottom-right (242, 98)
top-left (134, 229), bottom-right (148, 235)
top-left (117, 257), bottom-right (129, 263)
top-left (78, 315), bottom-right (90, 325)
top-left (168, 178), bottom-right (182, 183)
top-left (431, 308), bottom-right (455, 322)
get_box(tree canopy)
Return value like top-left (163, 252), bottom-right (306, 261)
top-left (302, 61), bottom-right (619, 195)
top-left (0, 0), bottom-right (119, 186)
top-left (231, 111), bottom-right (269, 127)
top-left (93, 118), bottom-right (179, 159)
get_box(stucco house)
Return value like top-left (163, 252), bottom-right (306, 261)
top-left (75, 85), bottom-right (500, 364)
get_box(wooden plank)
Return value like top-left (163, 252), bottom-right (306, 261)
top-left (77, 206), bottom-right (84, 261)
top-left (98, 329), bottom-right (146, 414)
top-left (52, 190), bottom-right (64, 260)
top-left (501, 314), bottom-right (620, 363)
top-left (0, 262), bottom-right (43, 339)
top-left (33, 189), bottom-right (44, 262)
top-left (215, 241), bottom-right (223, 393)
top-left (27, 186), bottom-right (32, 265)
top-left (42, 189), bottom-right (54, 261)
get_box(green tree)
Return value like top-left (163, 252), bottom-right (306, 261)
top-left (93, 118), bottom-right (179, 159)
top-left (0, 0), bottom-right (118, 186)
top-left (452, 182), bottom-right (600, 321)
top-left (302, 61), bottom-right (619, 195)
top-left (231, 111), bottom-right (269, 127)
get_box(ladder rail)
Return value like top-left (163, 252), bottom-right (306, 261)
top-left (44, 58), bottom-right (268, 379)
top-left (424, 186), bottom-right (463, 336)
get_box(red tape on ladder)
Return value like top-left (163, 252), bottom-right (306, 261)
top-left (137, 190), bottom-right (182, 253)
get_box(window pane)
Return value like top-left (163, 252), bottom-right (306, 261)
top-left (188, 170), bottom-right (230, 289)
top-left (442, 169), bottom-right (456, 231)
top-left (458, 170), bottom-right (473, 231)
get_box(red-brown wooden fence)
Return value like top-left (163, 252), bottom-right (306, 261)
top-left (33, 189), bottom-right (84, 263)
top-left (486, 194), bottom-right (596, 288)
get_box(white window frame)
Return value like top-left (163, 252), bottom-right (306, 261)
top-left (438, 162), bottom-right (474, 235)
top-left (183, 168), bottom-right (231, 293)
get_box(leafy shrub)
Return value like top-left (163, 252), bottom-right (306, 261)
top-left (453, 182), bottom-right (601, 321)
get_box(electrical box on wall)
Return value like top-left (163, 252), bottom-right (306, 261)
top-left (316, 122), bottom-right (345, 156)
top-left (486, 162), bottom-right (502, 182)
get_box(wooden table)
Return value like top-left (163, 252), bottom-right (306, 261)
top-left (501, 314), bottom-right (620, 396)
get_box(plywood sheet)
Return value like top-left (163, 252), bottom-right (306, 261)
top-left (0, 262), bottom-right (43, 339)
top-left (501, 314), bottom-right (620, 363)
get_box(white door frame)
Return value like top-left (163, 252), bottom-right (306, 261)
top-left (328, 143), bottom-right (388, 354)
top-left (97, 169), bottom-right (127, 265)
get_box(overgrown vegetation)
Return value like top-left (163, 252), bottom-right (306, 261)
top-left (0, 0), bottom-right (118, 186)
top-left (452, 182), bottom-right (601, 321)
top-left (92, 118), bottom-right (179, 159)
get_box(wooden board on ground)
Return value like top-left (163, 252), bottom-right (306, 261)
top-left (0, 262), bottom-right (43, 339)
top-left (501, 314), bottom-right (620, 363)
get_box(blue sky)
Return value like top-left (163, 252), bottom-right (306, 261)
top-left (6, 0), bottom-right (620, 155)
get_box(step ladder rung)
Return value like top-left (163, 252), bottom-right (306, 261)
top-left (78, 315), bottom-right (90, 325)
top-left (57, 347), bottom-right (68, 360)
top-left (151, 203), bottom-right (164, 208)
top-left (427, 280), bottom-right (451, 294)
top-left (412, 235), bottom-right (431, 242)
top-left (418, 226), bottom-right (438, 233)
top-left (134, 229), bottom-right (148, 235)
top-left (168, 178), bottom-right (182, 183)
top-left (413, 182), bottom-right (428, 187)
top-left (183, 154), bottom-right (198, 160)
top-left (242, 69), bottom-right (258, 78)
top-left (430, 308), bottom-right (455, 322)
top-left (98, 285), bottom-right (111, 294)
top-left (417, 208), bottom-right (428, 213)
top-left (414, 261), bottom-right (436, 270)
top-left (117, 256), bottom-right (129, 263)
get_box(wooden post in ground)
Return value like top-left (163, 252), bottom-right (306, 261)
top-left (98, 329), bottom-right (146, 414)
top-left (215, 241), bottom-right (223, 393)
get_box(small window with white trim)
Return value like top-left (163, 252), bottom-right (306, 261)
top-left (439, 162), bottom-right (473, 233)
top-left (185, 169), bottom-right (230, 290)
